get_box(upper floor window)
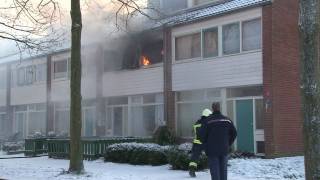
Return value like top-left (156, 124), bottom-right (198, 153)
top-left (15, 63), bottom-right (46, 87)
top-left (242, 18), bottom-right (262, 51)
top-left (104, 50), bottom-right (122, 72)
top-left (54, 59), bottom-right (69, 79)
top-left (203, 27), bottom-right (218, 58)
top-left (175, 32), bottom-right (201, 60)
top-left (0, 68), bottom-right (6, 89)
top-left (223, 22), bottom-right (240, 55)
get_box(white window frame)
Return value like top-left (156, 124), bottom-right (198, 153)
top-left (172, 16), bottom-right (262, 64)
top-left (53, 58), bottom-right (69, 80)
top-left (82, 106), bottom-right (96, 137)
top-left (241, 17), bottom-right (262, 53)
top-left (226, 96), bottom-right (264, 155)
top-left (175, 89), bottom-right (222, 138)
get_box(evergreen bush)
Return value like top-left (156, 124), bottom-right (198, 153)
top-left (104, 143), bottom-right (169, 166)
top-left (167, 143), bottom-right (208, 171)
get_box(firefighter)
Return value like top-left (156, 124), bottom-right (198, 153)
top-left (189, 108), bottom-right (212, 177)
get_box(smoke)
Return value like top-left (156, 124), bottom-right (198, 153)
top-left (0, 0), bottom-right (165, 139)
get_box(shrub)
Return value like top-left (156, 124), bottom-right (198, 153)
top-left (153, 126), bottom-right (176, 145)
top-left (104, 143), bottom-right (169, 166)
top-left (167, 143), bottom-right (208, 171)
top-left (28, 131), bottom-right (46, 139)
top-left (2, 141), bottom-right (25, 152)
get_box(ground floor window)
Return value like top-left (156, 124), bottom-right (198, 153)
top-left (54, 103), bottom-right (70, 136)
top-left (176, 89), bottom-right (221, 137)
top-left (0, 112), bottom-right (7, 138)
top-left (13, 104), bottom-right (46, 139)
top-left (82, 107), bottom-right (96, 137)
top-left (106, 93), bottom-right (164, 137)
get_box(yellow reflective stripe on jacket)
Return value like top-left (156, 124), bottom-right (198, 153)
top-left (193, 124), bottom-right (202, 144)
top-left (193, 139), bottom-right (202, 144)
top-left (189, 162), bottom-right (198, 167)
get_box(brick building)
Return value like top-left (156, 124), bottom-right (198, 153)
top-left (0, 0), bottom-right (303, 157)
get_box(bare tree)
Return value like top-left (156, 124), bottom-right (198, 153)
top-left (68, 0), bottom-right (151, 174)
top-left (69, 0), bottom-right (83, 174)
top-left (299, 0), bottom-right (320, 179)
top-left (0, 0), bottom-right (63, 54)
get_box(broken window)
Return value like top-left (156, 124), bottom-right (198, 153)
top-left (175, 33), bottom-right (201, 60)
top-left (140, 40), bottom-right (163, 67)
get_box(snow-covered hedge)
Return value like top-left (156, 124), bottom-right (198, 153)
top-left (167, 143), bottom-right (208, 171)
top-left (104, 142), bottom-right (208, 171)
top-left (104, 143), bottom-right (169, 166)
top-left (2, 141), bottom-right (25, 152)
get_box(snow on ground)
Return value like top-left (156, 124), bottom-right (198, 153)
top-left (0, 154), bottom-right (304, 180)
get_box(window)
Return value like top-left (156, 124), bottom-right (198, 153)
top-left (36, 64), bottom-right (47, 82)
top-left (17, 67), bottom-right (26, 86)
top-left (0, 113), bottom-right (7, 138)
top-left (130, 93), bottom-right (164, 137)
top-left (177, 89), bottom-right (221, 137)
top-left (0, 68), bottom-right (6, 89)
top-left (25, 65), bottom-right (35, 85)
top-left (203, 28), bottom-right (218, 58)
top-left (160, 0), bottom-right (188, 14)
top-left (193, 0), bottom-right (217, 6)
top-left (227, 86), bottom-right (263, 98)
top-left (223, 23), bottom-right (240, 55)
top-left (242, 18), bottom-right (262, 51)
top-left (175, 33), bottom-right (201, 60)
top-left (104, 51), bottom-right (122, 72)
top-left (55, 109), bottom-right (70, 135)
top-left (54, 60), bottom-right (68, 79)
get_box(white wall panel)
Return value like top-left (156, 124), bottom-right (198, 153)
top-left (103, 66), bottom-right (164, 97)
top-left (172, 52), bottom-right (262, 91)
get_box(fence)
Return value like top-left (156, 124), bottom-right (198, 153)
top-left (25, 137), bottom-right (152, 160)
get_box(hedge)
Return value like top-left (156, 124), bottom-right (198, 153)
top-left (104, 143), bottom-right (169, 166)
top-left (167, 143), bottom-right (208, 171)
top-left (104, 142), bottom-right (208, 171)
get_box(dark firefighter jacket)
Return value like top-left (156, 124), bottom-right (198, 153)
top-left (199, 111), bottom-right (237, 157)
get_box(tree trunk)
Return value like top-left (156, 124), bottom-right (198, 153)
top-left (69, 0), bottom-right (84, 174)
top-left (299, 1), bottom-right (320, 179)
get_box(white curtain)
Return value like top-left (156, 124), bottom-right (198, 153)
top-left (204, 28), bottom-right (218, 57)
top-left (176, 33), bottom-right (201, 60)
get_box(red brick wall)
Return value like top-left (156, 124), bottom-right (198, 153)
top-left (263, 0), bottom-right (304, 157)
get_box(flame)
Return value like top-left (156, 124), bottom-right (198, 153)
top-left (141, 55), bottom-right (151, 66)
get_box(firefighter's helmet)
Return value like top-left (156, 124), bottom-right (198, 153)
top-left (202, 109), bottom-right (212, 117)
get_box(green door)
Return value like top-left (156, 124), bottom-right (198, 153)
top-left (236, 100), bottom-right (254, 153)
